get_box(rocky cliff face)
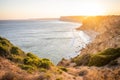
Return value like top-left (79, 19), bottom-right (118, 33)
top-left (58, 16), bottom-right (120, 80)
top-left (60, 16), bottom-right (86, 23)
top-left (77, 16), bottom-right (120, 55)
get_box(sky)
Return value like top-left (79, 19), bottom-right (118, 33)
top-left (0, 0), bottom-right (120, 20)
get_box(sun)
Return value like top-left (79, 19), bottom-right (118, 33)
top-left (79, 2), bottom-right (105, 16)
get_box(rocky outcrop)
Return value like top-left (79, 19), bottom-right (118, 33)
top-left (77, 16), bottom-right (120, 55)
top-left (76, 16), bottom-right (120, 33)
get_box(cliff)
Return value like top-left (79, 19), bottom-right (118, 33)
top-left (1, 15), bottom-right (120, 80)
top-left (60, 15), bottom-right (120, 56)
top-left (76, 16), bottom-right (120, 33)
top-left (74, 16), bottom-right (120, 55)
top-left (58, 16), bottom-right (120, 80)
top-left (60, 16), bottom-right (86, 23)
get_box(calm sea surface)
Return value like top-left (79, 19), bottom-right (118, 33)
top-left (0, 20), bottom-right (90, 64)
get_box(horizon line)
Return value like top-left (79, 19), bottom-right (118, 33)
top-left (0, 14), bottom-right (120, 20)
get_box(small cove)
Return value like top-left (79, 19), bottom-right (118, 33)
top-left (0, 20), bottom-right (93, 64)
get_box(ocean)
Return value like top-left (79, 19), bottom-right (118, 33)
top-left (0, 20), bottom-right (91, 64)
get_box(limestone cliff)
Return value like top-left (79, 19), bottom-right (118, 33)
top-left (76, 16), bottom-right (120, 55)
top-left (60, 16), bottom-right (120, 56)
top-left (60, 16), bottom-right (85, 23)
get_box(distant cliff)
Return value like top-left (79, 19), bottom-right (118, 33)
top-left (76, 16), bottom-right (120, 33)
top-left (60, 16), bottom-right (85, 23)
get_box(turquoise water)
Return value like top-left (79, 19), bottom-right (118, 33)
top-left (0, 20), bottom-right (86, 64)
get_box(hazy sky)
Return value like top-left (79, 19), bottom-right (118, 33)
top-left (0, 0), bottom-right (120, 20)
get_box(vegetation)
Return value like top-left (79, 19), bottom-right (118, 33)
top-left (0, 36), bottom-right (54, 72)
top-left (59, 66), bottom-right (68, 72)
top-left (73, 48), bottom-right (120, 67)
top-left (72, 54), bottom-right (91, 66)
top-left (88, 48), bottom-right (120, 66)
top-left (10, 47), bottom-right (19, 55)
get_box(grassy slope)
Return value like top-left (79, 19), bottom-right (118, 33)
top-left (0, 36), bottom-right (78, 80)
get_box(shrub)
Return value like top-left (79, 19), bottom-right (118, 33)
top-left (27, 52), bottom-right (38, 59)
top-left (39, 58), bottom-right (52, 69)
top-left (10, 47), bottom-right (19, 55)
top-left (1, 41), bottom-right (8, 46)
top-left (19, 64), bottom-right (35, 71)
top-left (109, 60), bottom-right (118, 66)
top-left (88, 55), bottom-right (112, 66)
top-left (88, 48), bottom-right (120, 66)
top-left (24, 54), bottom-right (53, 70)
top-left (0, 40), bottom-right (10, 57)
top-left (59, 67), bottom-right (68, 72)
top-left (39, 68), bottom-right (47, 72)
top-left (10, 55), bottom-right (24, 63)
top-left (57, 69), bottom-right (62, 74)
top-left (72, 54), bottom-right (91, 66)
top-left (24, 57), bottom-right (34, 65)
top-left (0, 46), bottom-right (8, 57)
top-left (98, 48), bottom-right (119, 55)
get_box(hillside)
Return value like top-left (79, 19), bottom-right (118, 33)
top-left (60, 15), bottom-right (120, 56)
top-left (0, 16), bottom-right (120, 80)
top-left (0, 36), bottom-right (80, 80)
top-left (58, 16), bottom-right (120, 80)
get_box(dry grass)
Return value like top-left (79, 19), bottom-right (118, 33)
top-left (66, 66), bottom-right (120, 80)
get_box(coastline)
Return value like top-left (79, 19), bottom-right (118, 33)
top-left (0, 15), bottom-right (120, 80)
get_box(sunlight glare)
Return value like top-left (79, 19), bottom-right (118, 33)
top-left (79, 2), bottom-right (105, 16)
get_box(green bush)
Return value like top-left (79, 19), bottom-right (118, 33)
top-left (27, 52), bottom-right (38, 59)
top-left (0, 37), bottom-right (12, 57)
top-left (59, 67), bottom-right (68, 72)
top-left (98, 48), bottom-right (120, 55)
top-left (10, 55), bottom-right (24, 63)
top-left (10, 47), bottom-right (19, 55)
top-left (109, 60), bottom-right (118, 66)
top-left (0, 46), bottom-right (8, 57)
top-left (88, 48), bottom-right (120, 66)
top-left (88, 55), bottom-right (113, 66)
top-left (72, 54), bottom-right (91, 66)
top-left (0, 40), bottom-right (10, 56)
top-left (19, 64), bottom-right (34, 71)
top-left (24, 55), bottom-right (53, 70)
top-left (39, 58), bottom-right (52, 69)
top-left (39, 68), bottom-right (47, 72)
top-left (24, 56), bottom-right (40, 67)
top-left (0, 36), bottom-right (54, 71)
